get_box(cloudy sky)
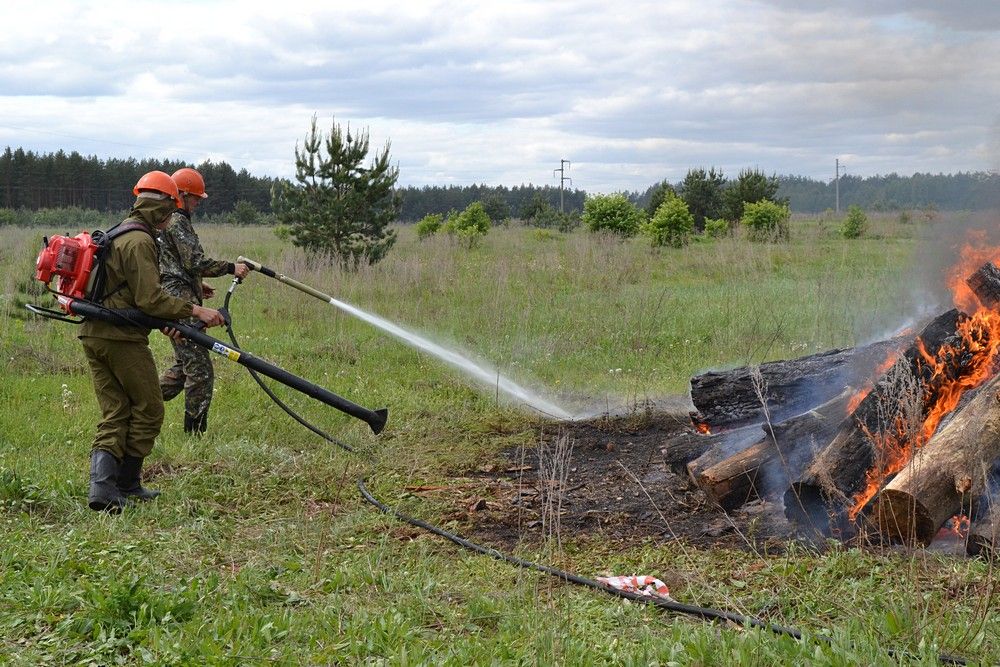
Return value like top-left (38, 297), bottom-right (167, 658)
top-left (2, 0), bottom-right (999, 192)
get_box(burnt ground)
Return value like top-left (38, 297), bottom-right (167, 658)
top-left (423, 405), bottom-right (799, 553)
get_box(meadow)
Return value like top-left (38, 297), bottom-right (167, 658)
top-left (1, 211), bottom-right (997, 665)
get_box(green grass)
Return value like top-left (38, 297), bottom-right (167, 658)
top-left (0, 215), bottom-right (997, 665)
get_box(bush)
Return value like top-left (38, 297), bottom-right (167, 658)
top-left (273, 224), bottom-right (292, 241)
top-left (415, 213), bottom-right (443, 240)
top-left (229, 200), bottom-right (261, 225)
top-left (840, 205), bottom-right (867, 239)
top-left (582, 193), bottom-right (644, 237)
top-left (533, 207), bottom-right (580, 232)
top-left (445, 202), bottom-right (491, 247)
top-left (642, 196), bottom-right (693, 247)
top-left (740, 200), bottom-right (790, 242)
top-left (704, 217), bottom-right (730, 238)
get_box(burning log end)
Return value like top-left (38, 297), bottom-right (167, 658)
top-left (870, 489), bottom-right (937, 546)
top-left (966, 262), bottom-right (1000, 310)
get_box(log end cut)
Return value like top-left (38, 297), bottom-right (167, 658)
top-left (967, 523), bottom-right (999, 560)
top-left (869, 489), bottom-right (937, 546)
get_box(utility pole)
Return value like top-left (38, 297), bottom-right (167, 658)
top-left (835, 158), bottom-right (846, 214)
top-left (553, 159), bottom-right (571, 213)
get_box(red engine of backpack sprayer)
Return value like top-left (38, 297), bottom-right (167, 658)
top-left (34, 232), bottom-right (99, 311)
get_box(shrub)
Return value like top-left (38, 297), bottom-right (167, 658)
top-left (229, 200), bottom-right (261, 225)
top-left (415, 213), bottom-right (443, 240)
top-left (445, 202), bottom-right (491, 247)
top-left (704, 217), bottom-right (730, 238)
top-left (840, 205), bottom-right (867, 239)
top-left (740, 200), bottom-right (790, 242)
top-left (273, 224), bottom-right (292, 241)
top-left (642, 196), bottom-right (693, 247)
top-left (582, 193), bottom-right (644, 237)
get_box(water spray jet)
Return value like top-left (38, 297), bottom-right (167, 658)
top-left (239, 257), bottom-right (575, 420)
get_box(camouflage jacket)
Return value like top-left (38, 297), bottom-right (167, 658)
top-left (158, 209), bottom-right (233, 303)
top-left (80, 197), bottom-right (194, 342)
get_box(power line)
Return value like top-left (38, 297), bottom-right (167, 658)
top-left (553, 158), bottom-right (571, 213)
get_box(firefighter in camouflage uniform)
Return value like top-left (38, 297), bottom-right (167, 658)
top-left (158, 167), bottom-right (250, 434)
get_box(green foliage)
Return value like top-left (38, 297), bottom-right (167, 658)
top-left (582, 193), bottom-right (644, 237)
top-left (229, 199), bottom-right (261, 225)
top-left (272, 224), bottom-right (292, 241)
top-left (445, 201), bottom-right (491, 247)
top-left (519, 192), bottom-right (551, 221)
top-left (271, 115), bottom-right (400, 270)
top-left (840, 205), bottom-right (868, 239)
top-left (642, 195), bottom-right (693, 247)
top-left (644, 181), bottom-right (677, 218)
top-left (415, 213), bottom-right (443, 240)
top-left (741, 199), bottom-right (790, 242)
top-left (722, 168), bottom-right (783, 222)
top-left (0, 208), bottom-right (14, 226)
top-left (480, 193), bottom-right (510, 225)
top-left (704, 217), bottom-right (730, 238)
top-left (681, 167), bottom-right (725, 231)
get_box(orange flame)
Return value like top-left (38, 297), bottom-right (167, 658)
top-left (847, 242), bottom-right (1000, 520)
top-left (693, 421), bottom-right (711, 435)
top-left (845, 350), bottom-right (900, 415)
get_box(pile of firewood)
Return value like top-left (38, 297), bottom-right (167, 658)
top-left (661, 263), bottom-right (1000, 557)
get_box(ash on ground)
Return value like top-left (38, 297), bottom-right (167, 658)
top-left (451, 408), bottom-right (796, 552)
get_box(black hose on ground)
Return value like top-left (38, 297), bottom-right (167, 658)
top-left (357, 479), bottom-right (971, 666)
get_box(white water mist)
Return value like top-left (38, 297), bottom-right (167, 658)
top-left (328, 297), bottom-right (574, 420)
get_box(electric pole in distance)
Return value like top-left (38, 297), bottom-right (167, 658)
top-left (553, 159), bottom-right (571, 213)
top-left (835, 158), bottom-right (847, 214)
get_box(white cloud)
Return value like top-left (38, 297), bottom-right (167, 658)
top-left (1, 0), bottom-right (998, 192)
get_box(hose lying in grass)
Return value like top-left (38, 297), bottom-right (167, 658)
top-left (357, 478), bottom-right (972, 666)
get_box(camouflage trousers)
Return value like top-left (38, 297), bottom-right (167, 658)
top-left (159, 316), bottom-right (214, 424)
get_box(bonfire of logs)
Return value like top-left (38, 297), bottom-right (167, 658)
top-left (659, 262), bottom-right (1000, 556)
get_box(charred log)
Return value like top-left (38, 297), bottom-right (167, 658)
top-left (660, 422), bottom-right (762, 472)
top-left (966, 262), bottom-right (1000, 309)
top-left (868, 376), bottom-right (1000, 545)
top-left (692, 388), bottom-right (853, 510)
top-left (784, 309), bottom-right (965, 536)
top-left (689, 338), bottom-right (902, 431)
top-left (968, 515), bottom-right (999, 560)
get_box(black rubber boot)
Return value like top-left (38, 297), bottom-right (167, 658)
top-left (184, 410), bottom-right (208, 435)
top-left (117, 455), bottom-right (161, 501)
top-left (88, 450), bottom-right (127, 513)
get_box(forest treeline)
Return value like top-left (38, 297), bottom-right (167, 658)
top-left (3, 146), bottom-right (998, 220)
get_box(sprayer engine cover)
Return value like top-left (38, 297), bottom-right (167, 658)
top-left (34, 231), bottom-right (98, 306)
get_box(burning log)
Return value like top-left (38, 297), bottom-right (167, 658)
top-left (965, 262), bottom-right (1000, 309)
top-left (691, 388), bottom-right (853, 510)
top-left (784, 309), bottom-right (964, 535)
top-left (689, 338), bottom-right (902, 430)
top-left (869, 374), bottom-right (1000, 545)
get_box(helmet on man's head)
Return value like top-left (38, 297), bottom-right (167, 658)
top-left (172, 167), bottom-right (208, 199)
top-left (133, 170), bottom-right (183, 208)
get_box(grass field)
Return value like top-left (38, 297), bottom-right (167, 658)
top-left (1, 212), bottom-right (998, 665)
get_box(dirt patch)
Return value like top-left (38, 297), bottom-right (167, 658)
top-left (446, 408), bottom-right (797, 552)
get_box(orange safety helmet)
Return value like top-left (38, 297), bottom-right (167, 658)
top-left (133, 170), bottom-right (183, 208)
top-left (171, 167), bottom-right (208, 199)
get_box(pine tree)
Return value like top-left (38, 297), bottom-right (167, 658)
top-left (271, 116), bottom-right (400, 269)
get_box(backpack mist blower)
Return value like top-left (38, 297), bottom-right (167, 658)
top-left (26, 227), bottom-right (388, 435)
